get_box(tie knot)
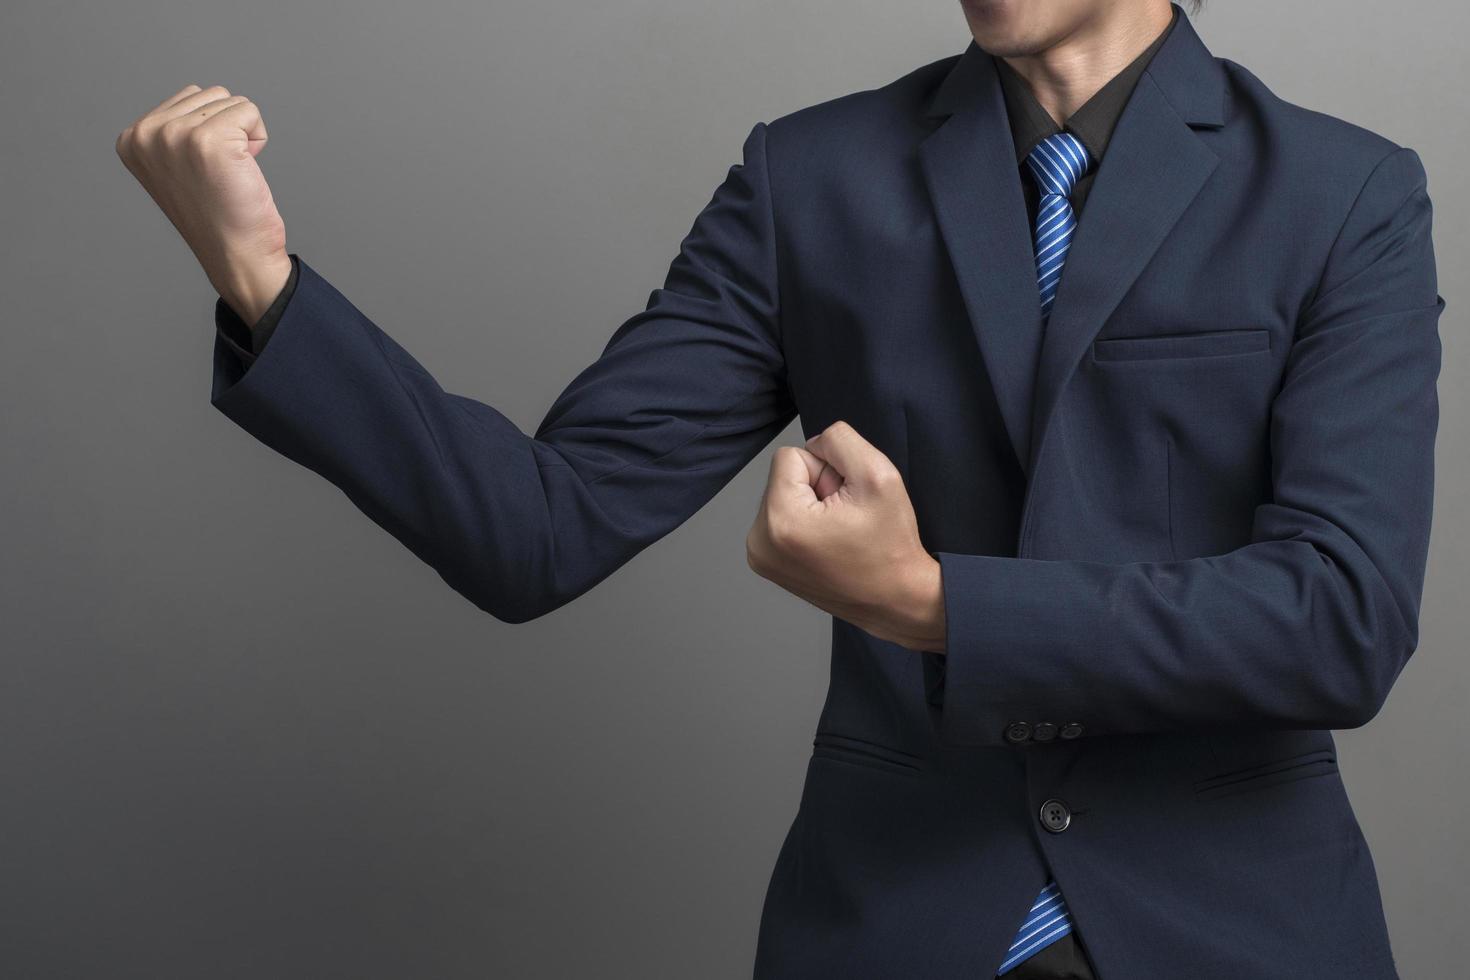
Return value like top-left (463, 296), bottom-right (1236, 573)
top-left (1025, 131), bottom-right (1092, 199)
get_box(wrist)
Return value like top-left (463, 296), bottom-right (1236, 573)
top-left (877, 552), bottom-right (947, 653)
top-left (215, 248), bottom-right (292, 327)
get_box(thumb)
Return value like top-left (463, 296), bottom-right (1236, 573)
top-left (806, 421), bottom-right (889, 492)
top-left (765, 444), bottom-right (824, 507)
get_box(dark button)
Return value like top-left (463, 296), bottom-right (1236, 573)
top-left (1004, 721), bottom-right (1032, 743)
top-left (1059, 722), bottom-right (1085, 740)
top-left (1039, 798), bottom-right (1072, 833)
top-left (1031, 722), bottom-right (1058, 742)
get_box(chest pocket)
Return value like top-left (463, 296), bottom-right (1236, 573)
top-left (1092, 327), bottom-right (1270, 363)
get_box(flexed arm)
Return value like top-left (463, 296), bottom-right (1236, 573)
top-left (119, 84), bottom-right (796, 622)
top-left (747, 147), bottom-right (1443, 746)
top-left (919, 148), bottom-right (1443, 745)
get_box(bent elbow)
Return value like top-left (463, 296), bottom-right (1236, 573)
top-left (462, 575), bottom-right (569, 625)
top-left (434, 551), bottom-right (567, 625)
top-left (452, 586), bottom-right (561, 625)
top-left (1307, 546), bottom-right (1424, 729)
top-left (1322, 620), bottom-right (1419, 731)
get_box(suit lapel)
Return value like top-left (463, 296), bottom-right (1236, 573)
top-left (916, 4), bottom-right (1227, 479)
top-left (1024, 80), bottom-right (1218, 475)
top-left (919, 42), bottom-right (1046, 475)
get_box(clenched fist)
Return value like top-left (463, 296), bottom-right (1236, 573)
top-left (115, 84), bottom-right (292, 325)
top-left (745, 420), bottom-right (947, 653)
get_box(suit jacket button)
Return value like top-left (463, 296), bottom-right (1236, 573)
top-left (1004, 721), bottom-right (1032, 743)
top-left (1059, 722), bottom-right (1084, 739)
top-left (1032, 722), bottom-right (1058, 742)
top-left (1039, 798), bottom-right (1072, 833)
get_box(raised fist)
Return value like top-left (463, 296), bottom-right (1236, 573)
top-left (116, 84), bottom-right (291, 324)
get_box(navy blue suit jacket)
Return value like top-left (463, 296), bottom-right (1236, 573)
top-left (209, 6), bottom-right (1442, 977)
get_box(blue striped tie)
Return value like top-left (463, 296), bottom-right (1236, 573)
top-left (995, 130), bottom-right (1093, 979)
top-left (1025, 130), bottom-right (1092, 322)
top-left (997, 879), bottom-right (1074, 975)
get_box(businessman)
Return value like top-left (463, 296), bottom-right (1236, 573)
top-left (117, 1), bottom-right (1442, 977)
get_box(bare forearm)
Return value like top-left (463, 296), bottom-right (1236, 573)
top-left (876, 553), bottom-right (947, 653)
top-left (213, 248), bottom-right (293, 327)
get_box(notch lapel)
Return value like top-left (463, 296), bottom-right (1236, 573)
top-left (919, 42), bottom-right (1045, 475)
top-left (1024, 7), bottom-right (1226, 474)
top-left (915, 4), bottom-right (1227, 480)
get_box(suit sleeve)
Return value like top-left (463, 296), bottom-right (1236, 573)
top-left (208, 121), bottom-right (796, 623)
top-left (216, 252), bottom-right (300, 367)
top-left (926, 146), bottom-right (1444, 747)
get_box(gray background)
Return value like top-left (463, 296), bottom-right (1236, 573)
top-left (1, 1), bottom-right (1464, 977)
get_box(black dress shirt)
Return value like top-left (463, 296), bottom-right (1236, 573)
top-left (998, 5), bottom-right (1178, 225)
top-left (215, 251), bottom-right (299, 367)
top-left (214, 8), bottom-right (1178, 367)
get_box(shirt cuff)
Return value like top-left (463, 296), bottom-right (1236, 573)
top-left (214, 253), bottom-right (301, 367)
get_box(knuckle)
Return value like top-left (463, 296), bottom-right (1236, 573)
top-left (183, 124), bottom-right (212, 146)
top-left (870, 463), bottom-right (899, 489)
top-left (178, 131), bottom-right (213, 163)
top-left (766, 514), bottom-right (801, 553)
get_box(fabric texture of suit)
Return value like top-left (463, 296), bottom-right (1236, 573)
top-left (207, 5), bottom-right (1442, 977)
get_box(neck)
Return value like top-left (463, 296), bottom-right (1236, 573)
top-left (1000, 3), bottom-right (1173, 125)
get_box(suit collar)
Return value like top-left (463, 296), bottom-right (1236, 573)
top-left (926, 3), bottom-right (1223, 128)
top-left (917, 2), bottom-right (1224, 477)
top-left (1138, 2), bottom-right (1227, 128)
top-left (995, 4), bottom-right (1181, 166)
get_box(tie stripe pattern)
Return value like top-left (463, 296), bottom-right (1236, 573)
top-left (997, 879), bottom-right (1075, 975)
top-left (996, 131), bottom-right (1093, 979)
top-left (1024, 130), bottom-right (1093, 322)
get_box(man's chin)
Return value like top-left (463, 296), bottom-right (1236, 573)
top-left (960, 3), bottom-right (1058, 57)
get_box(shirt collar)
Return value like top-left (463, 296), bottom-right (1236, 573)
top-left (996, 5), bottom-right (1178, 167)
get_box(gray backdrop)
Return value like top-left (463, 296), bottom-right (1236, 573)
top-left (2, 1), bottom-right (1465, 977)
